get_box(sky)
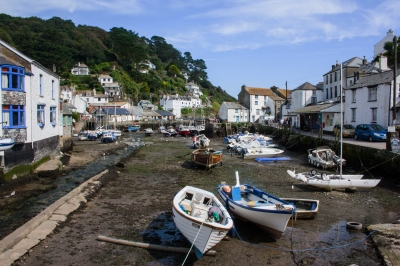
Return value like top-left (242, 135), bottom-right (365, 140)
top-left (2, 0), bottom-right (400, 99)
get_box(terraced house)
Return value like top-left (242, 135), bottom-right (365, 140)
top-left (0, 40), bottom-right (60, 173)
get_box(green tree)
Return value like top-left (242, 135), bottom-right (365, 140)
top-left (168, 64), bottom-right (180, 76)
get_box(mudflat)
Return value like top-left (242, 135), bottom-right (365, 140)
top-left (8, 132), bottom-right (400, 265)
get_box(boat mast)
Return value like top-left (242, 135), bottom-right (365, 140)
top-left (340, 63), bottom-right (343, 177)
top-left (114, 101), bottom-right (116, 130)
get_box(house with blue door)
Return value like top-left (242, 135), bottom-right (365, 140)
top-left (0, 40), bottom-right (60, 173)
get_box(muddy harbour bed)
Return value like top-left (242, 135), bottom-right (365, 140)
top-left (3, 132), bottom-right (400, 265)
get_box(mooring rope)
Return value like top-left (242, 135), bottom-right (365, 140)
top-left (181, 221), bottom-right (204, 266)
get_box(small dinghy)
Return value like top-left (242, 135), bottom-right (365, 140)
top-left (281, 198), bottom-right (319, 219)
top-left (255, 157), bottom-right (291, 162)
top-left (172, 186), bottom-right (233, 259)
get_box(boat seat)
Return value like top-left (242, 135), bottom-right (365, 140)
top-left (180, 199), bottom-right (192, 213)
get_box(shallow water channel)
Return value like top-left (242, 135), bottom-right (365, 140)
top-left (0, 142), bottom-right (140, 240)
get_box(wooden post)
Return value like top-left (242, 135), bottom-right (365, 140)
top-left (97, 235), bottom-right (217, 256)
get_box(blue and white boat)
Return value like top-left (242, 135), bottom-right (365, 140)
top-left (128, 125), bottom-right (140, 132)
top-left (217, 172), bottom-right (295, 239)
top-left (101, 131), bottom-right (116, 143)
top-left (0, 138), bottom-right (15, 151)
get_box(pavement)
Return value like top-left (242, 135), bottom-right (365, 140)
top-left (0, 130), bottom-right (397, 265)
top-left (0, 170), bottom-right (108, 266)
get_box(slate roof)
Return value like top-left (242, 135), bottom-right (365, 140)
top-left (103, 108), bottom-right (132, 115)
top-left (289, 102), bottom-right (339, 114)
top-left (323, 57), bottom-right (364, 75)
top-left (62, 103), bottom-right (76, 115)
top-left (347, 70), bottom-right (394, 90)
top-left (224, 102), bottom-right (247, 109)
top-left (244, 87), bottom-right (286, 100)
top-left (292, 82), bottom-right (320, 91)
top-left (155, 110), bottom-right (175, 116)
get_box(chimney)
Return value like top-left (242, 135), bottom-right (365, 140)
top-left (336, 60), bottom-right (339, 67)
top-left (362, 56), bottom-right (367, 65)
top-left (379, 54), bottom-right (388, 71)
top-left (332, 65), bottom-right (335, 71)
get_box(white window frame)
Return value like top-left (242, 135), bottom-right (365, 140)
top-left (50, 106), bottom-right (56, 125)
top-left (351, 108), bottom-right (356, 122)
top-left (37, 104), bottom-right (45, 125)
top-left (368, 87), bottom-right (377, 101)
top-left (371, 108), bottom-right (377, 123)
top-left (352, 90), bottom-right (356, 103)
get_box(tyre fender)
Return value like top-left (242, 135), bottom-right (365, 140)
top-left (346, 222), bottom-right (362, 230)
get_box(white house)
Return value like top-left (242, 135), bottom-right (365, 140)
top-left (284, 82), bottom-right (324, 129)
top-left (159, 94), bottom-right (201, 118)
top-left (345, 70), bottom-right (400, 128)
top-left (98, 74), bottom-right (113, 85)
top-left (138, 61), bottom-right (156, 74)
top-left (185, 81), bottom-right (203, 97)
top-left (71, 62), bottom-right (90, 75)
top-left (0, 40), bottom-right (61, 171)
top-left (374, 29), bottom-right (395, 58)
top-left (219, 102), bottom-right (248, 122)
top-left (237, 85), bottom-right (286, 124)
top-left (73, 89), bottom-right (108, 115)
top-left (60, 85), bottom-right (73, 103)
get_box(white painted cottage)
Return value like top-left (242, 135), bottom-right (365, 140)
top-left (218, 102), bottom-right (248, 122)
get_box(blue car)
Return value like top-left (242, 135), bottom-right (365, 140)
top-left (354, 124), bottom-right (387, 142)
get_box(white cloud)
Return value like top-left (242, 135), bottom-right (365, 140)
top-left (1, 0), bottom-right (144, 16)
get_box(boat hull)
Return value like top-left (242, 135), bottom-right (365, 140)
top-left (243, 148), bottom-right (284, 160)
top-left (172, 186), bottom-right (233, 259)
top-left (306, 179), bottom-right (381, 189)
top-left (281, 198), bottom-right (319, 219)
top-left (0, 138), bottom-right (15, 151)
top-left (217, 184), bottom-right (294, 239)
top-left (191, 149), bottom-right (223, 169)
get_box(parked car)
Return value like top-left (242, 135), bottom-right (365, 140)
top-left (333, 124), bottom-right (355, 138)
top-left (354, 124), bottom-right (387, 142)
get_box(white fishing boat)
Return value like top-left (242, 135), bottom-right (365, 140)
top-left (286, 170), bottom-right (381, 189)
top-left (172, 186), bottom-right (233, 259)
top-left (144, 128), bottom-right (154, 136)
top-left (217, 172), bottom-right (295, 239)
top-left (307, 146), bottom-right (346, 169)
top-left (242, 147), bottom-right (284, 160)
top-left (194, 134), bottom-right (210, 148)
top-left (0, 138), bottom-right (15, 151)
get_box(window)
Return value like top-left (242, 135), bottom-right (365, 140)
top-left (351, 108), bottom-right (356, 122)
top-left (264, 101), bottom-right (267, 106)
top-left (255, 101), bottom-right (258, 105)
top-left (330, 88), bottom-right (332, 98)
top-left (334, 86), bottom-right (337, 97)
top-left (330, 74), bottom-right (332, 83)
top-left (37, 104), bottom-right (45, 125)
top-left (326, 89), bottom-right (328, 99)
top-left (1, 66), bottom-right (25, 91)
top-left (98, 98), bottom-right (101, 101)
top-left (371, 108), bottom-right (377, 122)
top-left (2, 105), bottom-right (25, 128)
top-left (334, 72), bottom-right (337, 82)
top-left (39, 74), bottom-right (43, 96)
top-left (368, 87), bottom-right (377, 101)
top-left (325, 76), bottom-right (328, 85)
top-left (256, 109), bottom-right (260, 115)
top-left (50, 106), bottom-right (56, 125)
top-left (255, 95), bottom-right (258, 99)
top-left (51, 80), bottom-right (54, 98)
top-left (235, 109), bottom-right (238, 113)
top-left (352, 90), bottom-right (356, 102)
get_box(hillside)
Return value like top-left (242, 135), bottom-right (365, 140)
top-left (0, 13), bottom-right (236, 114)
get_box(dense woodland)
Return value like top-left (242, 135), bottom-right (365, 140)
top-left (0, 14), bottom-right (236, 116)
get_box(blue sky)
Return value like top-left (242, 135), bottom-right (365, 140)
top-left (3, 0), bottom-right (400, 99)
